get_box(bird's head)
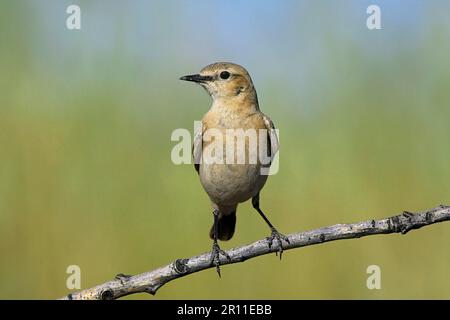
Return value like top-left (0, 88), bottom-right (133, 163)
top-left (180, 62), bottom-right (258, 105)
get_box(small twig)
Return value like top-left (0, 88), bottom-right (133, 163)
top-left (61, 204), bottom-right (450, 300)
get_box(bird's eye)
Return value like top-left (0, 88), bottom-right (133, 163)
top-left (219, 71), bottom-right (230, 80)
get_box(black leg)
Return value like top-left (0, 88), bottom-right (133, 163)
top-left (210, 209), bottom-right (231, 277)
top-left (252, 193), bottom-right (290, 259)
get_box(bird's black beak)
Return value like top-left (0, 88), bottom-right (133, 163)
top-left (179, 74), bottom-right (213, 83)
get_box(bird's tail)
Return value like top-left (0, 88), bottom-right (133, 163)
top-left (209, 211), bottom-right (236, 241)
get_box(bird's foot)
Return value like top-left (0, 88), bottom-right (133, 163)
top-left (210, 241), bottom-right (231, 277)
top-left (266, 227), bottom-right (290, 260)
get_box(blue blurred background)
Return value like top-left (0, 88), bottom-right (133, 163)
top-left (0, 0), bottom-right (449, 299)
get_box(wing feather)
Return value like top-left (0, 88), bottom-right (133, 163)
top-left (262, 114), bottom-right (279, 162)
top-left (192, 122), bottom-right (204, 174)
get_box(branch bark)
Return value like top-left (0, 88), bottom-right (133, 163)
top-left (61, 204), bottom-right (450, 300)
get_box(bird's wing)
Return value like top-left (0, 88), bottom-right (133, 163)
top-left (192, 122), bottom-right (204, 174)
top-left (262, 114), bottom-right (279, 161)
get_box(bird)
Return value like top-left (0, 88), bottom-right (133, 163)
top-left (180, 62), bottom-right (289, 276)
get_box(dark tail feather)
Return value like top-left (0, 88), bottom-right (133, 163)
top-left (209, 211), bottom-right (236, 241)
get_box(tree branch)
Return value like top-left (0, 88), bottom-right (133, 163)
top-left (61, 204), bottom-right (450, 300)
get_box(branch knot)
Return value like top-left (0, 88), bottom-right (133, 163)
top-left (174, 258), bottom-right (190, 274)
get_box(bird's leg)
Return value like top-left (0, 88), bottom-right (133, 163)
top-left (210, 209), bottom-right (231, 277)
top-left (252, 193), bottom-right (290, 259)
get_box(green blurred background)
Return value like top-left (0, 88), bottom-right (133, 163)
top-left (0, 0), bottom-right (449, 299)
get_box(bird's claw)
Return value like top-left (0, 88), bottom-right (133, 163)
top-left (210, 242), bottom-right (231, 277)
top-left (266, 228), bottom-right (290, 260)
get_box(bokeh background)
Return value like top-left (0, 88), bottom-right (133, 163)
top-left (0, 0), bottom-right (449, 299)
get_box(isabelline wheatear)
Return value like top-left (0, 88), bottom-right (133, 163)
top-left (180, 62), bottom-right (289, 275)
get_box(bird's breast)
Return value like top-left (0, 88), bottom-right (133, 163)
top-left (199, 163), bottom-right (268, 205)
top-left (199, 110), bottom-right (269, 205)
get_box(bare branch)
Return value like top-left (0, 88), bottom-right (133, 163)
top-left (61, 204), bottom-right (450, 300)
